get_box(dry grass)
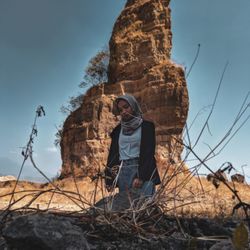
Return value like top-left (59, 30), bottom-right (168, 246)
top-left (1, 173), bottom-right (249, 219)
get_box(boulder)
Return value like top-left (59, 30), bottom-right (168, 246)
top-left (3, 214), bottom-right (90, 250)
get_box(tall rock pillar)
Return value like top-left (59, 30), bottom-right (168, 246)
top-left (60, 0), bottom-right (189, 178)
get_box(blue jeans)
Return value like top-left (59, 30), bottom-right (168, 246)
top-left (117, 158), bottom-right (155, 196)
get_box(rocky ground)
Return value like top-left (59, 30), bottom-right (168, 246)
top-left (0, 208), bottom-right (248, 250)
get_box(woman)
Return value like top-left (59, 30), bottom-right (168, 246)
top-left (105, 94), bottom-right (161, 196)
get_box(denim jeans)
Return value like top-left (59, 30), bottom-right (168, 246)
top-left (117, 158), bottom-right (155, 196)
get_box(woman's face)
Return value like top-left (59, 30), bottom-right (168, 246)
top-left (117, 99), bottom-right (133, 121)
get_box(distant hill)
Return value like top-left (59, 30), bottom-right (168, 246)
top-left (0, 157), bottom-right (53, 183)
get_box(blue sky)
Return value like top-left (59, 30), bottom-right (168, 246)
top-left (1, 0), bottom-right (249, 181)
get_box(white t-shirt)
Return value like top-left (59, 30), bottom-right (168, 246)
top-left (118, 126), bottom-right (142, 160)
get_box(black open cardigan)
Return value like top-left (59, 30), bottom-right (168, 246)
top-left (105, 120), bottom-right (161, 187)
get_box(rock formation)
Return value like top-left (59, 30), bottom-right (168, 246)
top-left (60, 0), bottom-right (189, 178)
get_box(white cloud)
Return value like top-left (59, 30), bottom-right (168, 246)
top-left (9, 150), bottom-right (19, 154)
top-left (46, 146), bottom-right (58, 153)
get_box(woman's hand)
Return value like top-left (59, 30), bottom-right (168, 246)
top-left (132, 178), bottom-right (143, 188)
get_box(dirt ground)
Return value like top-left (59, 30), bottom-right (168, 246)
top-left (0, 174), bottom-right (249, 219)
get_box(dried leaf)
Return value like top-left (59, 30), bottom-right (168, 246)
top-left (188, 237), bottom-right (197, 250)
top-left (232, 222), bottom-right (249, 250)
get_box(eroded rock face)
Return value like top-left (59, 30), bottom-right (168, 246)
top-left (60, 0), bottom-right (189, 178)
top-left (108, 0), bottom-right (172, 83)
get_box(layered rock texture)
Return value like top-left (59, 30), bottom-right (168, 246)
top-left (60, 0), bottom-right (189, 178)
